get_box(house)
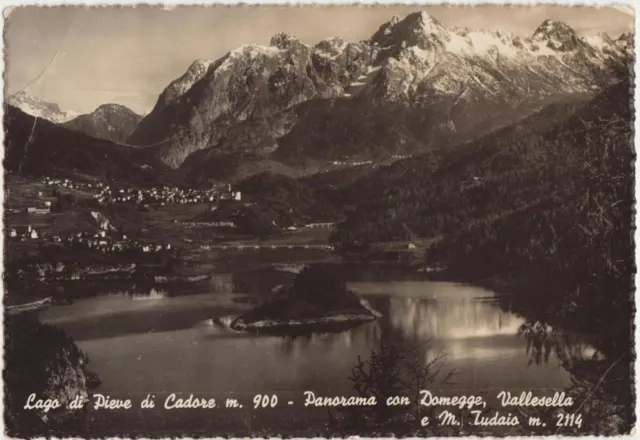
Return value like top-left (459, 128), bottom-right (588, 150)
top-left (407, 243), bottom-right (417, 250)
top-left (233, 191), bottom-right (242, 201)
top-left (9, 228), bottom-right (17, 238)
top-left (30, 229), bottom-right (39, 239)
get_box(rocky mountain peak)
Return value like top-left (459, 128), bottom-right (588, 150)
top-left (270, 32), bottom-right (300, 49)
top-left (370, 10), bottom-right (449, 51)
top-left (616, 31), bottom-right (635, 53)
top-left (94, 103), bottom-right (138, 115)
top-left (412, 11), bottom-right (444, 33)
top-left (152, 58), bottom-right (215, 113)
top-left (618, 31), bottom-right (634, 44)
top-left (532, 19), bottom-right (584, 51)
top-left (127, 10), bottom-right (632, 173)
top-left (63, 103), bottom-right (141, 144)
top-left (6, 91), bottom-right (78, 124)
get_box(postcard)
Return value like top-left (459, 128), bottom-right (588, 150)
top-left (2, 4), bottom-right (635, 437)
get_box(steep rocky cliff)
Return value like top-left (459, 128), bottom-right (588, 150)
top-left (129, 33), bottom-right (377, 168)
top-left (128, 12), bottom-right (632, 180)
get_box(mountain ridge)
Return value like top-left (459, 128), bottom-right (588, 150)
top-left (127, 11), bottom-right (633, 175)
top-left (6, 91), bottom-right (79, 124)
top-left (4, 105), bottom-right (181, 185)
top-left (62, 103), bottom-right (142, 144)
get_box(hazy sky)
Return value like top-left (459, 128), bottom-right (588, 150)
top-left (4, 5), bottom-right (635, 114)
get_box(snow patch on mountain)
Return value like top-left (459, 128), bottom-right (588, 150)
top-left (365, 11), bottom-right (632, 103)
top-left (6, 91), bottom-right (78, 124)
top-left (216, 45), bottom-right (284, 76)
top-left (130, 10), bottom-right (632, 170)
top-left (173, 60), bottom-right (214, 97)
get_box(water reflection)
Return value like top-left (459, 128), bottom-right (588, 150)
top-left (41, 279), bottom-right (573, 397)
top-left (388, 297), bottom-right (524, 340)
top-left (131, 288), bottom-right (168, 301)
top-left (518, 321), bottom-right (601, 367)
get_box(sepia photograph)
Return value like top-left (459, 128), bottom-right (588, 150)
top-left (2, 4), bottom-right (636, 437)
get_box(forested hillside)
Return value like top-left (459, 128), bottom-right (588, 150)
top-left (236, 172), bottom-right (342, 226)
top-left (330, 91), bottom-right (596, 246)
top-left (428, 78), bottom-right (634, 356)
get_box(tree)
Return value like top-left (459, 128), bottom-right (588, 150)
top-left (330, 333), bottom-right (455, 436)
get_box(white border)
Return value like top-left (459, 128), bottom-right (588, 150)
top-left (0, 2), bottom-right (637, 439)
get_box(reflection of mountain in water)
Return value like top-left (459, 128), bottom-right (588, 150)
top-left (44, 280), bottom-right (573, 398)
top-left (389, 297), bottom-right (524, 340)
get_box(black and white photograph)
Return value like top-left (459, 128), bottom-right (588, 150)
top-left (2, 4), bottom-right (636, 437)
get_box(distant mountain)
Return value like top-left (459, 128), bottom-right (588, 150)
top-left (127, 11), bottom-right (632, 179)
top-left (6, 91), bottom-right (79, 124)
top-left (4, 105), bottom-right (181, 185)
top-left (63, 104), bottom-right (142, 144)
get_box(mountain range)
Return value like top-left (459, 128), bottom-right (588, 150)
top-left (4, 11), bottom-right (634, 184)
top-left (6, 92), bottom-right (142, 144)
top-left (7, 91), bottom-right (79, 124)
top-left (127, 12), bottom-right (633, 180)
top-left (3, 105), bottom-right (180, 185)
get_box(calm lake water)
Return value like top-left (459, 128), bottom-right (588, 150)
top-left (39, 272), bottom-right (574, 436)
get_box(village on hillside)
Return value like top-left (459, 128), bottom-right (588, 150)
top-left (4, 174), bottom-right (343, 262)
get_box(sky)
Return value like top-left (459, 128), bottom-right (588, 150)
top-left (4, 5), bottom-right (635, 115)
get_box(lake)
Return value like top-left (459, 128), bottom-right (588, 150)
top-left (39, 274), bottom-right (575, 436)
